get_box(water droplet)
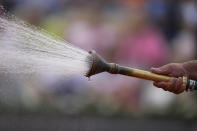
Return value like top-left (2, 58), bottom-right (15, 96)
top-left (88, 77), bottom-right (91, 81)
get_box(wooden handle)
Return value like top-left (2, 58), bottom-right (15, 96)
top-left (129, 68), bottom-right (170, 82)
top-left (117, 65), bottom-right (170, 82)
top-left (108, 64), bottom-right (194, 91)
top-left (118, 67), bottom-right (192, 91)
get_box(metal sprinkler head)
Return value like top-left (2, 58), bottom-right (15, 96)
top-left (86, 50), bottom-right (109, 77)
top-left (86, 50), bottom-right (119, 78)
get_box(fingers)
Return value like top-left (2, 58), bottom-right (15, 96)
top-left (153, 77), bottom-right (185, 94)
top-left (174, 78), bottom-right (186, 94)
top-left (173, 77), bottom-right (184, 94)
top-left (174, 85), bottom-right (185, 94)
top-left (151, 63), bottom-right (189, 78)
top-left (153, 81), bottom-right (172, 91)
top-left (151, 65), bottom-right (172, 75)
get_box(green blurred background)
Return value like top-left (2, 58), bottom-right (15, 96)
top-left (0, 0), bottom-right (197, 130)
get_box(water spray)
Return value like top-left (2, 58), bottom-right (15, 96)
top-left (0, 15), bottom-right (196, 91)
top-left (86, 50), bottom-right (197, 91)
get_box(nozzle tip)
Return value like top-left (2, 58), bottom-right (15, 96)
top-left (86, 50), bottom-right (109, 78)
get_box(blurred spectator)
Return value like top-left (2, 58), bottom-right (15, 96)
top-left (66, 9), bottom-right (119, 57)
top-left (147, 0), bottom-right (181, 41)
top-left (0, 5), bottom-right (4, 15)
top-left (180, 0), bottom-right (197, 29)
top-left (0, 0), bottom-right (17, 11)
top-left (116, 12), bottom-right (170, 68)
top-left (172, 29), bottom-right (196, 62)
top-left (171, 0), bottom-right (197, 62)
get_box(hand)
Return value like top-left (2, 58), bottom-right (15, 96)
top-left (151, 63), bottom-right (189, 94)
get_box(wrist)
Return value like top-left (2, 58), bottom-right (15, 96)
top-left (182, 62), bottom-right (190, 78)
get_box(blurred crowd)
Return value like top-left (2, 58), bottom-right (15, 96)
top-left (0, 0), bottom-right (197, 117)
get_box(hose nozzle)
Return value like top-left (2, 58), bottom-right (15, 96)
top-left (86, 50), bottom-right (118, 77)
top-left (86, 50), bottom-right (197, 92)
top-left (86, 50), bottom-right (170, 82)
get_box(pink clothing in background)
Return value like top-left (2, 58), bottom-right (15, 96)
top-left (118, 26), bottom-right (170, 67)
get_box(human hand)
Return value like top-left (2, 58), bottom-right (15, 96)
top-left (151, 63), bottom-right (189, 94)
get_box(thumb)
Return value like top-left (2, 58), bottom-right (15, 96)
top-left (151, 65), bottom-right (171, 75)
